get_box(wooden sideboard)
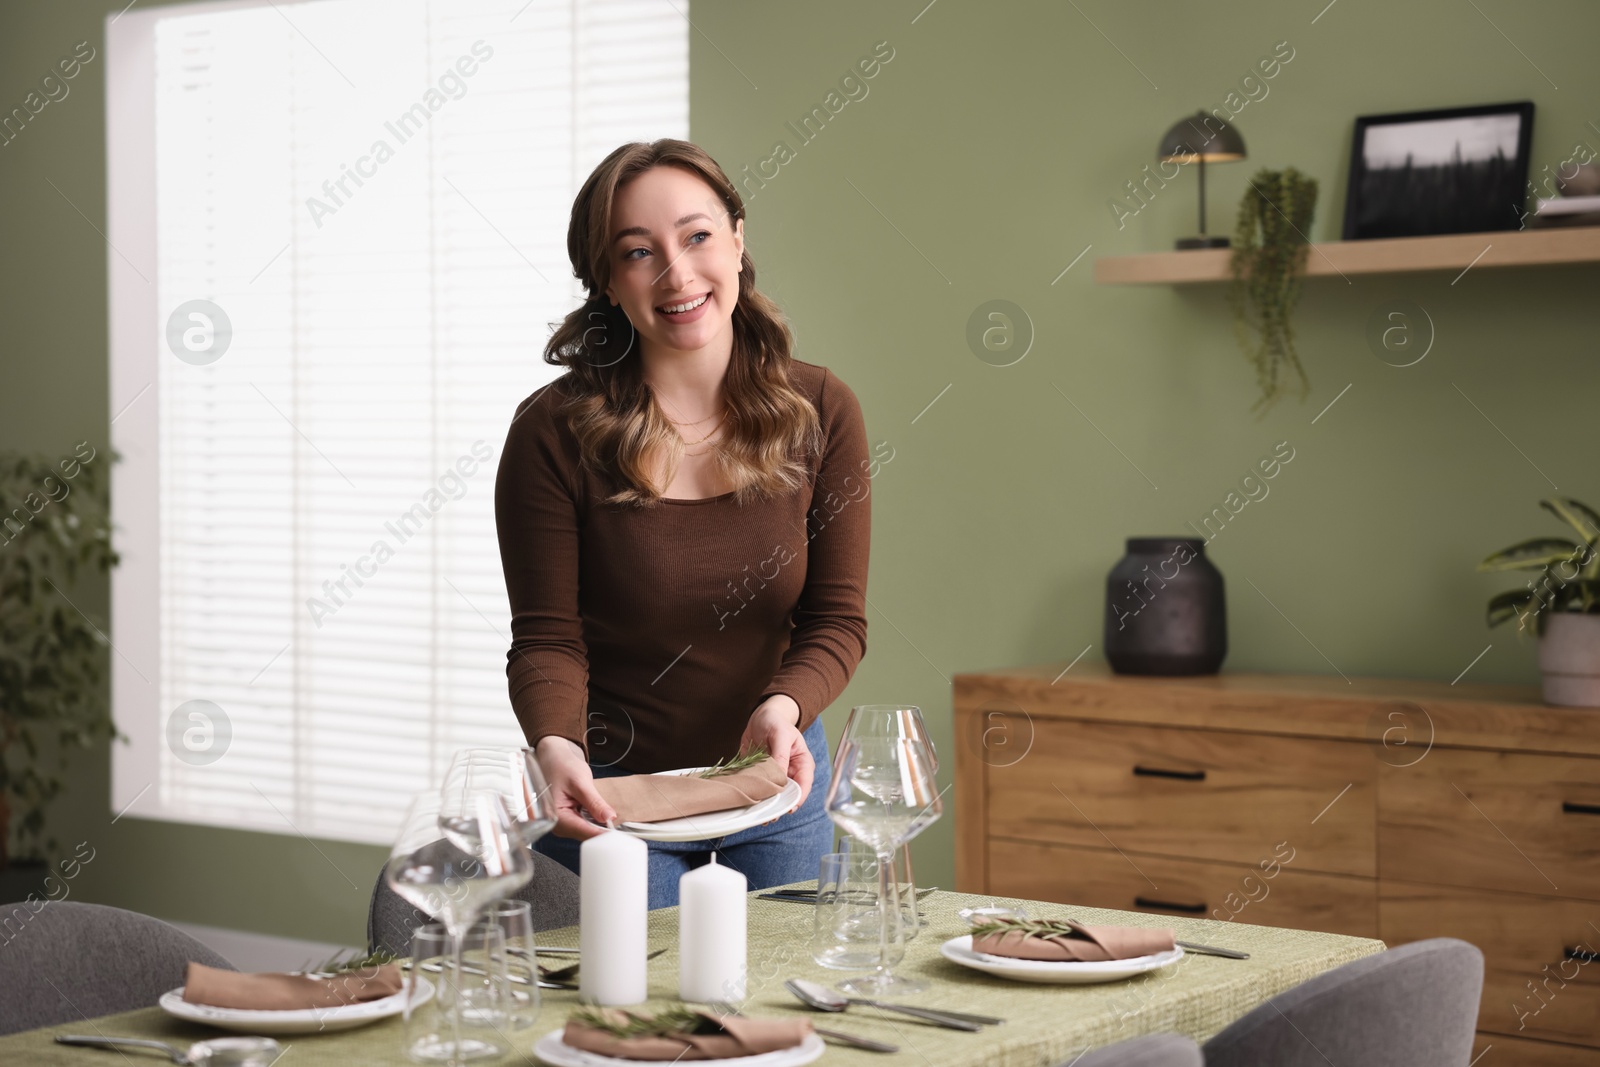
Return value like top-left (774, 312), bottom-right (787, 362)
top-left (953, 662), bottom-right (1600, 1064)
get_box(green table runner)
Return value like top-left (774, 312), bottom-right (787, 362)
top-left (0, 886), bottom-right (1385, 1066)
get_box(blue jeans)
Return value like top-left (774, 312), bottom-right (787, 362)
top-left (535, 718), bottom-right (834, 910)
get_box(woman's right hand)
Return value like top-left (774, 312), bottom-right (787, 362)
top-left (536, 736), bottom-right (617, 840)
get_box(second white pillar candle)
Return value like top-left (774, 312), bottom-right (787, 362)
top-left (678, 853), bottom-right (747, 1003)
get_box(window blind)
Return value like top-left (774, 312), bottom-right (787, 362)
top-left (112, 0), bottom-right (688, 845)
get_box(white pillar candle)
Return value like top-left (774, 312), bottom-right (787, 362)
top-left (678, 853), bottom-right (747, 1003)
top-left (579, 830), bottom-right (649, 1005)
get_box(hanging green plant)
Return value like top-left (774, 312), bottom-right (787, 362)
top-left (1228, 167), bottom-right (1319, 415)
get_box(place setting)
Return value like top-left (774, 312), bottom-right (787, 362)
top-left (940, 912), bottom-right (1186, 986)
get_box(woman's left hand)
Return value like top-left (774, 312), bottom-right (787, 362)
top-left (740, 694), bottom-right (813, 812)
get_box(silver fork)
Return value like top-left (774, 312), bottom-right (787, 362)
top-left (708, 1000), bottom-right (898, 1054)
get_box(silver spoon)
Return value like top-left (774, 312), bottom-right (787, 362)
top-left (55, 1035), bottom-right (283, 1066)
top-left (784, 978), bottom-right (1001, 1030)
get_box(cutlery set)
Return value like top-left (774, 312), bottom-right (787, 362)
top-left (54, 1035), bottom-right (283, 1065)
top-left (410, 946), bottom-right (666, 990)
top-left (708, 998), bottom-right (900, 1054)
top-left (756, 885), bottom-right (939, 907)
top-left (706, 976), bottom-right (1008, 1053)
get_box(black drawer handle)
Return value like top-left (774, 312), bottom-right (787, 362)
top-left (1133, 765), bottom-right (1206, 782)
top-left (1562, 801), bottom-right (1600, 816)
top-left (1134, 896), bottom-right (1207, 914)
top-left (1564, 945), bottom-right (1599, 963)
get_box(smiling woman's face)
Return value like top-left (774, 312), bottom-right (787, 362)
top-left (604, 165), bottom-right (745, 360)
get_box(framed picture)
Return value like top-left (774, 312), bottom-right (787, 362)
top-left (1342, 101), bottom-right (1534, 240)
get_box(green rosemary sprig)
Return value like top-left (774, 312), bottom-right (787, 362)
top-left (969, 916), bottom-right (1086, 942)
top-left (301, 946), bottom-right (400, 975)
top-left (695, 748), bottom-right (769, 779)
top-left (569, 1005), bottom-right (715, 1038)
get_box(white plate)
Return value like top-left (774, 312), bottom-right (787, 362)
top-left (939, 935), bottom-right (1185, 984)
top-left (533, 1028), bottom-right (825, 1067)
top-left (612, 767), bottom-right (803, 843)
top-left (158, 977), bottom-right (430, 1034)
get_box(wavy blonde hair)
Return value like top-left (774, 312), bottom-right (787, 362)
top-left (544, 139), bottom-right (822, 507)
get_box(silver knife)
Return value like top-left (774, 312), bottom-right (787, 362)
top-left (1176, 940), bottom-right (1250, 960)
top-left (817, 1029), bottom-right (900, 1053)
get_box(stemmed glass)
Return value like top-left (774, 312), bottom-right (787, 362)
top-left (440, 747), bottom-right (557, 847)
top-left (823, 736), bottom-right (942, 996)
top-left (386, 791), bottom-right (532, 1064)
top-left (837, 705), bottom-right (938, 931)
top-left (438, 747), bottom-right (555, 1016)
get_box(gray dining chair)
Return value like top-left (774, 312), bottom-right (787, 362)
top-left (1065, 1034), bottom-right (1204, 1066)
top-left (1203, 938), bottom-right (1483, 1067)
top-left (367, 844), bottom-right (581, 956)
top-left (0, 901), bottom-right (236, 1036)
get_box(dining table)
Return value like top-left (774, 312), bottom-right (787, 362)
top-left (0, 884), bottom-right (1386, 1066)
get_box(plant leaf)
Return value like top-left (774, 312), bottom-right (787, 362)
top-left (695, 748), bottom-right (769, 779)
top-left (569, 1005), bottom-right (711, 1038)
top-left (1541, 498), bottom-right (1600, 544)
top-left (1477, 538), bottom-right (1580, 572)
top-left (302, 946), bottom-right (399, 976)
top-left (1485, 589), bottom-right (1535, 629)
top-left (969, 915), bottom-right (1088, 942)
top-left (1582, 539), bottom-right (1600, 582)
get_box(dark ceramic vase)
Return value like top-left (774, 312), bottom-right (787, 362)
top-left (1103, 537), bottom-right (1226, 675)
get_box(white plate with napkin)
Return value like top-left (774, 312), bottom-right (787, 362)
top-left (611, 767), bottom-right (802, 843)
top-left (158, 978), bottom-right (428, 1034)
top-left (939, 935), bottom-right (1184, 984)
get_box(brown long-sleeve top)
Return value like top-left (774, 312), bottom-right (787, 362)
top-left (493, 358), bottom-right (872, 772)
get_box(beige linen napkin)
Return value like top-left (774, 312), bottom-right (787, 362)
top-left (972, 918), bottom-right (1175, 962)
top-left (563, 1009), bottom-right (812, 1060)
top-left (181, 961), bottom-right (404, 1010)
top-left (594, 757), bottom-right (789, 824)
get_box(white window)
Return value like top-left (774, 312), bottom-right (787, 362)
top-left (107, 0), bottom-right (687, 845)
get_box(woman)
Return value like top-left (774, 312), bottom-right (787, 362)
top-left (493, 139), bottom-right (873, 909)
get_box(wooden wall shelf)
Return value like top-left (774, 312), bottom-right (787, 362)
top-left (1093, 226), bottom-right (1600, 285)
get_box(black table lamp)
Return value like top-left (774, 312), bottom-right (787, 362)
top-left (1157, 111), bottom-right (1247, 249)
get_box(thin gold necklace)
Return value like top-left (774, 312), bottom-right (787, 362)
top-left (664, 409), bottom-right (720, 426)
top-left (678, 410), bottom-right (727, 446)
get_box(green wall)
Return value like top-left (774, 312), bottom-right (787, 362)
top-left (3, 0), bottom-right (1596, 944)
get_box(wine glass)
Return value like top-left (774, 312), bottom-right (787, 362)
top-left (838, 704), bottom-right (938, 769)
top-left (823, 736), bottom-right (942, 996)
top-left (837, 705), bottom-right (938, 931)
top-left (440, 747), bottom-right (557, 847)
top-left (386, 791), bottom-right (532, 1064)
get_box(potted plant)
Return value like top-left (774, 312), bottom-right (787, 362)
top-left (1478, 496), bottom-right (1600, 706)
top-left (0, 445), bottom-right (121, 885)
top-left (1228, 166), bottom-right (1319, 416)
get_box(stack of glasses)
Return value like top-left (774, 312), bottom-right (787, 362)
top-left (815, 704), bottom-right (943, 996)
